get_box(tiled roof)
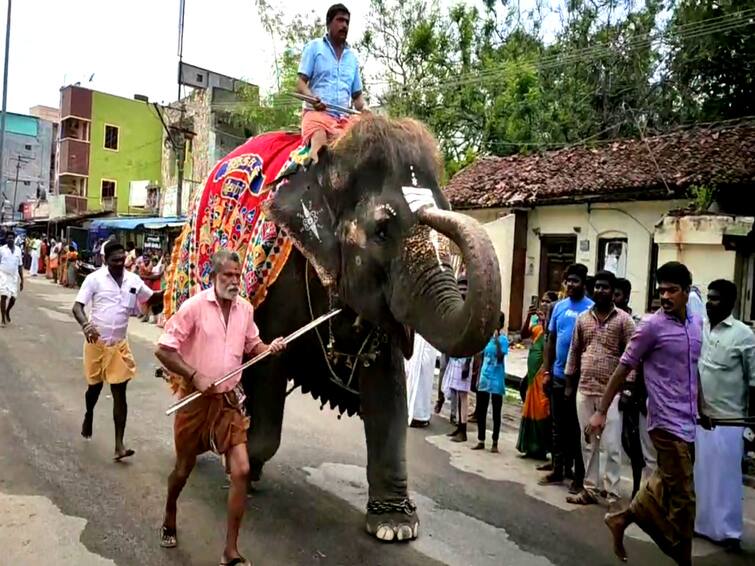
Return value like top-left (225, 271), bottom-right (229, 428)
top-left (444, 122), bottom-right (755, 209)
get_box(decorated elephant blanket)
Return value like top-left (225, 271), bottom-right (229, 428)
top-left (164, 131), bottom-right (309, 318)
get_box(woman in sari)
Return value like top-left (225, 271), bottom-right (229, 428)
top-left (65, 245), bottom-right (78, 288)
top-left (58, 245), bottom-right (69, 286)
top-left (516, 291), bottom-right (558, 459)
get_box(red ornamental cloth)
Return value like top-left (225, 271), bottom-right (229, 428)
top-left (164, 131), bottom-right (306, 318)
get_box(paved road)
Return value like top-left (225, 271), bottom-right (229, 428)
top-left (1, 277), bottom-right (753, 565)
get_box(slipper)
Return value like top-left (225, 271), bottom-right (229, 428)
top-left (113, 449), bottom-right (135, 462)
top-left (566, 490), bottom-right (597, 505)
top-left (220, 557), bottom-right (251, 566)
top-left (160, 526), bottom-right (177, 548)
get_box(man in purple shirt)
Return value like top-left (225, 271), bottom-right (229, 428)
top-left (588, 262), bottom-right (704, 565)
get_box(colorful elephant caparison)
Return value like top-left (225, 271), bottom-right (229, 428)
top-left (163, 115), bottom-right (502, 542)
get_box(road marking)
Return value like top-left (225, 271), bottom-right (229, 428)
top-left (0, 491), bottom-right (116, 564)
top-left (304, 462), bottom-right (554, 566)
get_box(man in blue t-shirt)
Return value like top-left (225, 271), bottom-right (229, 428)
top-left (539, 263), bottom-right (594, 490)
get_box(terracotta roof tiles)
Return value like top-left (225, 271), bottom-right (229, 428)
top-left (443, 122), bottom-right (755, 209)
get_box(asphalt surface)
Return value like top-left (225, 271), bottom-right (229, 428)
top-left (0, 277), bottom-right (752, 566)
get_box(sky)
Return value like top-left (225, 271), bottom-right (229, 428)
top-left (0, 0), bottom-right (373, 114)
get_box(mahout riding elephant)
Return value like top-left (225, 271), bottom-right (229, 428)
top-left (164, 115), bottom-right (501, 541)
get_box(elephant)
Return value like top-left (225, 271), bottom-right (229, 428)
top-left (167, 115), bottom-right (502, 542)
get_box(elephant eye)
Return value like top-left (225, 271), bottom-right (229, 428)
top-left (374, 219), bottom-right (390, 242)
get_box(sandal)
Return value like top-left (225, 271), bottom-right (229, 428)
top-left (220, 557), bottom-right (251, 566)
top-left (566, 490), bottom-right (597, 505)
top-left (160, 525), bottom-right (177, 548)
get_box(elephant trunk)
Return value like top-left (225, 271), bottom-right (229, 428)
top-left (391, 207), bottom-right (501, 357)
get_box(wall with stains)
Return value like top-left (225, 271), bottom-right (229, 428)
top-left (655, 215), bottom-right (754, 300)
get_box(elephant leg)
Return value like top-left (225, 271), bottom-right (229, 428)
top-left (360, 348), bottom-right (419, 542)
top-left (244, 359), bottom-right (288, 482)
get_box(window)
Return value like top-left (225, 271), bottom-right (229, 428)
top-left (24, 144), bottom-right (32, 150)
top-left (597, 237), bottom-right (628, 278)
top-left (104, 125), bottom-right (119, 150)
top-left (101, 180), bottom-right (116, 198)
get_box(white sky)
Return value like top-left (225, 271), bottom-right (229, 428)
top-left (0, 0), bottom-right (558, 115)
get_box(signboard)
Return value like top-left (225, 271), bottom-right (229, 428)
top-left (144, 233), bottom-right (163, 252)
top-left (160, 184), bottom-right (193, 217)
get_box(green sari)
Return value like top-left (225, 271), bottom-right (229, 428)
top-left (516, 325), bottom-right (551, 458)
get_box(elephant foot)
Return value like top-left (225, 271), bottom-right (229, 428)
top-left (365, 498), bottom-right (419, 542)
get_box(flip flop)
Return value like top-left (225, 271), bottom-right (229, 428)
top-left (159, 525), bottom-right (177, 548)
top-left (566, 490), bottom-right (598, 505)
top-left (113, 449), bottom-right (135, 462)
top-left (220, 557), bottom-right (251, 566)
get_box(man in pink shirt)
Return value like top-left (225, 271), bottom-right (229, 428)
top-left (155, 249), bottom-right (285, 566)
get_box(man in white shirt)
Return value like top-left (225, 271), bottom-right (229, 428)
top-left (72, 241), bottom-right (163, 461)
top-left (0, 232), bottom-right (24, 326)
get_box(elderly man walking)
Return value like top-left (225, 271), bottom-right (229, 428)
top-left (0, 232), bottom-right (24, 327)
top-left (72, 241), bottom-right (162, 460)
top-left (156, 250), bottom-right (286, 566)
top-left (588, 262), bottom-right (704, 565)
top-left (695, 279), bottom-right (755, 553)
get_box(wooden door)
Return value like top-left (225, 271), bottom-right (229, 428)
top-left (539, 235), bottom-right (577, 297)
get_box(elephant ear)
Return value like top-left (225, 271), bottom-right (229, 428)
top-left (266, 164), bottom-right (339, 286)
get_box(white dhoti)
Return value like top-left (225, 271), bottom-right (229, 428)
top-left (30, 252), bottom-right (39, 276)
top-left (694, 425), bottom-right (745, 541)
top-left (406, 334), bottom-right (438, 424)
top-left (0, 270), bottom-right (19, 298)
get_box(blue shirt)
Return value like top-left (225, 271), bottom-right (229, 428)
top-left (478, 334), bottom-right (509, 395)
top-left (548, 296), bottom-right (594, 379)
top-left (298, 36), bottom-right (362, 117)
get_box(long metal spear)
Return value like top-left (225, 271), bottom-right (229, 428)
top-left (287, 92), bottom-right (361, 116)
top-left (165, 309), bottom-right (342, 416)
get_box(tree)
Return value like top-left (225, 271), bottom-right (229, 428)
top-left (664, 0), bottom-right (755, 122)
top-left (230, 3), bottom-right (324, 132)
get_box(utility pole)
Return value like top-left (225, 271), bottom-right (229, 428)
top-left (0, 0), bottom-right (13, 195)
top-left (174, 113), bottom-right (185, 218)
top-left (175, 0), bottom-right (186, 218)
top-left (10, 154), bottom-right (28, 221)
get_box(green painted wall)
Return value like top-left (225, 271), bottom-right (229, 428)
top-left (88, 91), bottom-right (163, 214)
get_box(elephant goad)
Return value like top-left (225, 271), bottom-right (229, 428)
top-left (163, 116), bottom-right (502, 541)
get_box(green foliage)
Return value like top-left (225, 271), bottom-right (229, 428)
top-left (665, 0), bottom-right (755, 122)
top-left (230, 3), bottom-right (324, 133)
top-left (361, 0), bottom-right (754, 175)
top-left (688, 184), bottom-right (717, 212)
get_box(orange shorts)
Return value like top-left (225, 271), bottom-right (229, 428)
top-left (173, 391), bottom-right (249, 456)
top-left (301, 110), bottom-right (354, 143)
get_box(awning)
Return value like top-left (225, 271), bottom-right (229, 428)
top-left (142, 220), bottom-right (186, 230)
top-left (89, 216), bottom-right (185, 231)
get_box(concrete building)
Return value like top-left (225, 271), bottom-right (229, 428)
top-left (444, 122), bottom-right (755, 331)
top-left (0, 112), bottom-right (54, 223)
top-left (29, 105), bottom-right (60, 194)
top-left (56, 85), bottom-right (163, 216)
top-left (159, 64), bottom-right (258, 216)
